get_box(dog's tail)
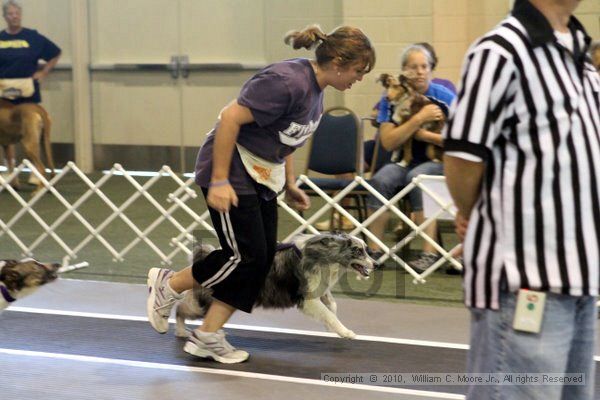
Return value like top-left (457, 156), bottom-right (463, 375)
top-left (33, 104), bottom-right (55, 176)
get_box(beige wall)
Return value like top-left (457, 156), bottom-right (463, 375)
top-left (86, 0), bottom-right (343, 172)
top-left (263, 0), bottom-right (343, 171)
top-left (342, 0), bottom-right (600, 140)
top-left (10, 0), bottom-right (600, 170)
top-left (343, 0), bottom-right (433, 124)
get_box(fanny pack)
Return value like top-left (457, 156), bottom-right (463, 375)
top-left (0, 78), bottom-right (34, 99)
top-left (236, 144), bottom-right (286, 193)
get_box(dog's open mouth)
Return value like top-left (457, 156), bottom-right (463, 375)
top-left (351, 262), bottom-right (372, 277)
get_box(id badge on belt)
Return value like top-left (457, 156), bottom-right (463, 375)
top-left (512, 289), bottom-right (546, 334)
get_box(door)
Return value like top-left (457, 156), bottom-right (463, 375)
top-left (88, 0), bottom-right (266, 172)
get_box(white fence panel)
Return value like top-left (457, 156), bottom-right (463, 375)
top-left (1, 161), bottom-right (461, 281)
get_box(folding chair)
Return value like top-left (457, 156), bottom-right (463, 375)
top-left (368, 133), bottom-right (393, 176)
top-left (300, 106), bottom-right (367, 229)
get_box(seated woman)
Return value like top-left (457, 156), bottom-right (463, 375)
top-left (365, 43), bottom-right (455, 271)
top-left (416, 42), bottom-right (457, 95)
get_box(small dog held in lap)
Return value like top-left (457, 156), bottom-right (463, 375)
top-left (377, 72), bottom-right (445, 163)
top-left (0, 258), bottom-right (60, 311)
top-left (175, 233), bottom-right (376, 339)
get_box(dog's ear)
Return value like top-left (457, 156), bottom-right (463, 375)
top-left (306, 233), bottom-right (347, 251)
top-left (331, 232), bottom-right (351, 241)
top-left (377, 73), bottom-right (392, 88)
top-left (402, 74), bottom-right (422, 91)
top-left (317, 233), bottom-right (351, 248)
top-left (0, 268), bottom-right (25, 291)
top-left (398, 73), bottom-right (411, 88)
top-left (0, 259), bottom-right (19, 268)
top-left (317, 235), bottom-right (335, 246)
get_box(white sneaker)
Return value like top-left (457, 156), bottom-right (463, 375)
top-left (183, 329), bottom-right (249, 364)
top-left (146, 268), bottom-right (179, 334)
top-left (410, 252), bottom-right (439, 273)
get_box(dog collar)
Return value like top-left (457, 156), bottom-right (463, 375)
top-left (0, 283), bottom-right (16, 303)
top-left (0, 261), bottom-right (15, 303)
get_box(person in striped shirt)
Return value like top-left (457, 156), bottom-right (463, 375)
top-left (444, 0), bottom-right (600, 399)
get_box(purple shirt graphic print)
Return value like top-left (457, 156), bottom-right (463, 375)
top-left (195, 58), bottom-right (324, 198)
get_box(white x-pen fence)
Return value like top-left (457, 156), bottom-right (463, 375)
top-left (0, 160), bottom-right (461, 283)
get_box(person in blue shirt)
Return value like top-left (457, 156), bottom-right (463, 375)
top-left (0, 0), bottom-right (61, 173)
top-left (0, 0), bottom-right (61, 103)
top-left (366, 44), bottom-right (455, 272)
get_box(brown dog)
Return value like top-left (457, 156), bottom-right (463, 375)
top-left (0, 99), bottom-right (55, 191)
top-left (0, 258), bottom-right (60, 311)
top-left (377, 73), bottom-right (444, 163)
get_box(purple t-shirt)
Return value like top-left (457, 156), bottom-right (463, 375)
top-left (195, 58), bottom-right (324, 199)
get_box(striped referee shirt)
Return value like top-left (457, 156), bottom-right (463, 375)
top-left (443, 0), bottom-right (600, 309)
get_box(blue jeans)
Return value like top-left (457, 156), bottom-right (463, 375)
top-left (467, 290), bottom-right (597, 400)
top-left (365, 161), bottom-right (443, 211)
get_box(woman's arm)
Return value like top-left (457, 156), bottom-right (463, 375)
top-left (211, 101), bottom-right (253, 181)
top-left (379, 118), bottom-right (419, 151)
top-left (207, 100), bottom-right (254, 212)
top-left (414, 128), bottom-right (443, 146)
top-left (284, 154), bottom-right (310, 210)
top-left (443, 154), bottom-right (485, 240)
top-left (379, 104), bottom-right (442, 151)
top-left (33, 53), bottom-right (61, 81)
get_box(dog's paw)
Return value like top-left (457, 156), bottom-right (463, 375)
top-left (9, 180), bottom-right (21, 191)
top-left (174, 328), bottom-right (191, 338)
top-left (28, 174), bottom-right (42, 186)
top-left (337, 329), bottom-right (356, 339)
